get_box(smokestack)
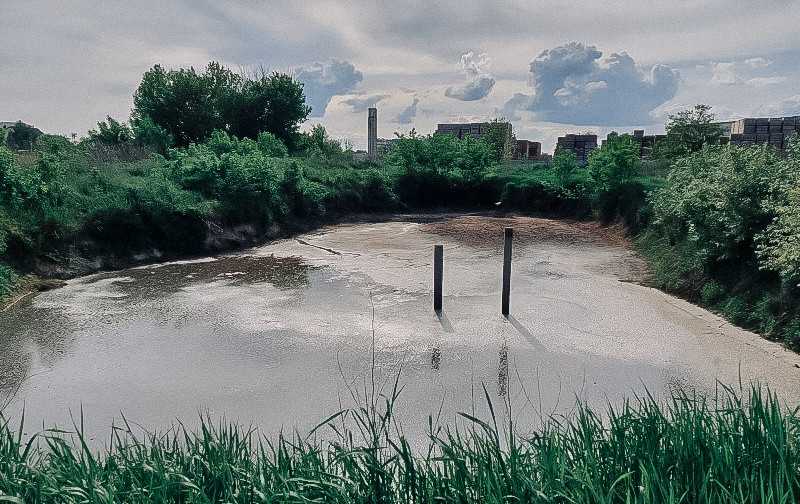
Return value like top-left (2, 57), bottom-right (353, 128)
top-left (368, 107), bottom-right (377, 160)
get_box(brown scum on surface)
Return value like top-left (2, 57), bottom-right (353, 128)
top-left (420, 215), bottom-right (631, 249)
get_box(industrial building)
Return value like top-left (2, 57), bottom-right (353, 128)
top-left (727, 116), bottom-right (799, 150)
top-left (601, 129), bottom-right (666, 159)
top-left (513, 139), bottom-right (542, 160)
top-left (435, 122), bottom-right (499, 140)
top-left (555, 134), bottom-right (597, 164)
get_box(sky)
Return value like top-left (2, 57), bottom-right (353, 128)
top-left (2, 0), bottom-right (800, 152)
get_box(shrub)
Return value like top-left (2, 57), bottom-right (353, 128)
top-left (552, 149), bottom-right (578, 187)
top-left (257, 131), bottom-right (288, 158)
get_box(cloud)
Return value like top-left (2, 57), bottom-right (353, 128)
top-left (711, 62), bottom-right (741, 85)
top-left (295, 59), bottom-right (363, 117)
top-left (445, 52), bottom-right (496, 101)
top-left (747, 76), bottom-right (787, 87)
top-left (760, 95), bottom-right (800, 116)
top-left (341, 93), bottom-right (390, 112)
top-left (502, 42), bottom-right (679, 125)
top-left (395, 97), bottom-right (420, 124)
top-left (745, 57), bottom-right (772, 68)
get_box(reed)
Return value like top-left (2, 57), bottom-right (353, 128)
top-left (1, 382), bottom-right (799, 503)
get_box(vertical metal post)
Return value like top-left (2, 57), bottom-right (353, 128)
top-left (433, 245), bottom-right (443, 311)
top-left (502, 227), bottom-right (513, 316)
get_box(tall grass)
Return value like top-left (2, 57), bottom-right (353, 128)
top-left (1, 384), bottom-right (798, 503)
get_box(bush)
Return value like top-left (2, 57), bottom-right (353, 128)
top-left (552, 149), bottom-right (578, 187)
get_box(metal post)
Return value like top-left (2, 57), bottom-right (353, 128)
top-left (502, 227), bottom-right (513, 316)
top-left (433, 245), bottom-right (443, 311)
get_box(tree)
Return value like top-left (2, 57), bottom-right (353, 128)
top-left (131, 116), bottom-right (174, 155)
top-left (8, 121), bottom-right (41, 150)
top-left (551, 149), bottom-right (578, 187)
top-left (229, 71), bottom-right (311, 150)
top-left (588, 133), bottom-right (641, 192)
top-left (654, 104), bottom-right (724, 158)
top-left (132, 62), bottom-right (238, 146)
top-left (482, 119), bottom-right (514, 162)
top-left (301, 125), bottom-right (344, 158)
top-left (88, 116), bottom-right (133, 144)
top-left (256, 132), bottom-right (288, 158)
top-left (132, 62), bottom-right (310, 148)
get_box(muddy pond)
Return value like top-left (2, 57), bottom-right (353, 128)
top-left (2, 215), bottom-right (799, 443)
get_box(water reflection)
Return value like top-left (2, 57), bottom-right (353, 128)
top-left (498, 342), bottom-right (509, 396)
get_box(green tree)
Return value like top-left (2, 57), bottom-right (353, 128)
top-left (132, 62), bottom-right (238, 146)
top-left (587, 133), bottom-right (641, 192)
top-left (132, 62), bottom-right (309, 148)
top-left (8, 121), bottom-right (41, 150)
top-left (230, 71), bottom-right (311, 150)
top-left (131, 115), bottom-right (174, 155)
top-left (257, 132), bottom-right (288, 158)
top-left (551, 149), bottom-right (579, 187)
top-left (88, 116), bottom-right (133, 144)
top-left (654, 104), bottom-right (723, 158)
top-left (301, 125), bottom-right (344, 158)
top-left (482, 119), bottom-right (514, 162)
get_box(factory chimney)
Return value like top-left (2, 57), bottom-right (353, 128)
top-left (367, 107), bottom-right (377, 160)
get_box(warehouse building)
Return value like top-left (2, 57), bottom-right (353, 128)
top-left (728, 116), bottom-right (800, 150)
top-left (602, 129), bottom-right (666, 159)
top-left (513, 139), bottom-right (542, 160)
top-left (556, 134), bottom-right (597, 164)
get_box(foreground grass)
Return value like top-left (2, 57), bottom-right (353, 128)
top-left (1, 385), bottom-right (799, 503)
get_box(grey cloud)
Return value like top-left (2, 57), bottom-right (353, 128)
top-left (396, 97), bottom-right (420, 124)
top-left (341, 94), bottom-right (390, 112)
top-left (445, 52), bottom-right (496, 101)
top-left (296, 60), bottom-right (364, 117)
top-left (503, 42), bottom-right (679, 125)
top-left (761, 95), bottom-right (800, 116)
top-left (745, 57), bottom-right (773, 68)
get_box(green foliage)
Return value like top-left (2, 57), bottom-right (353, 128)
top-left (385, 131), bottom-right (497, 207)
top-left (757, 137), bottom-right (800, 285)
top-left (1, 386), bottom-right (799, 502)
top-left (654, 104), bottom-right (724, 158)
top-left (588, 133), bottom-right (641, 192)
top-left (131, 115), bottom-right (174, 154)
top-left (88, 116), bottom-right (133, 144)
top-left (256, 131), bottom-right (288, 158)
top-left (0, 263), bottom-right (16, 299)
top-left (551, 148), bottom-right (578, 187)
top-left (481, 119), bottom-right (514, 162)
top-left (6, 121), bottom-right (41, 150)
top-left (300, 124), bottom-right (345, 159)
top-left (132, 62), bottom-right (309, 148)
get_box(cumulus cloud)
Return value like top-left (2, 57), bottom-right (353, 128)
top-left (711, 59), bottom-right (788, 88)
top-left (711, 62), bottom-right (741, 85)
top-left (747, 76), bottom-right (788, 87)
top-left (445, 51), bottom-right (496, 101)
top-left (760, 95), bottom-right (800, 116)
top-left (395, 97), bottom-right (420, 124)
top-left (296, 59), bottom-right (363, 117)
top-left (745, 57), bottom-right (773, 68)
top-left (341, 93), bottom-right (390, 112)
top-left (502, 42), bottom-right (679, 125)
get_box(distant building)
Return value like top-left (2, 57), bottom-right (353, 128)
top-left (602, 129), bottom-right (666, 159)
top-left (357, 108), bottom-right (399, 161)
top-left (367, 108), bottom-right (378, 160)
top-left (556, 134), bottom-right (597, 164)
top-left (513, 139), bottom-right (542, 160)
top-left (435, 121), bottom-right (512, 142)
top-left (727, 116), bottom-right (800, 150)
top-left (376, 137), bottom-right (399, 157)
top-left (436, 122), bottom-right (492, 140)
